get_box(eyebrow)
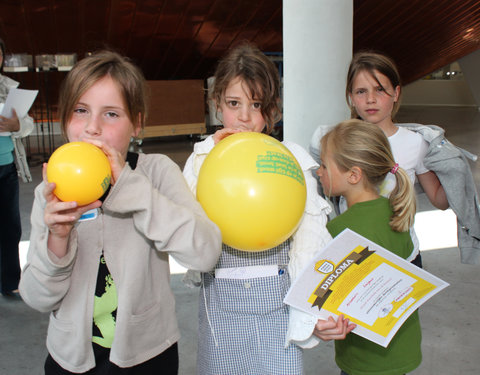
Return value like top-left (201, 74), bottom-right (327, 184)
top-left (76, 101), bottom-right (125, 110)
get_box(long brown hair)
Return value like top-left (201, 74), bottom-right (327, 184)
top-left (346, 51), bottom-right (402, 120)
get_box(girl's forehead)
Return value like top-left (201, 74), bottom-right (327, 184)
top-left (226, 76), bottom-right (262, 99)
top-left (357, 69), bottom-right (392, 86)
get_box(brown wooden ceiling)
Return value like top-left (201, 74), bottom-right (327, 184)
top-left (1, 0), bottom-right (479, 85)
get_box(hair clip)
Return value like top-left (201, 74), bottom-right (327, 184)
top-left (390, 163), bottom-right (399, 174)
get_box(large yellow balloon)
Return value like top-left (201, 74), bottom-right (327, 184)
top-left (197, 132), bottom-right (306, 251)
top-left (47, 142), bottom-right (111, 206)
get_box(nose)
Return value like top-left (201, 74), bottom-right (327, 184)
top-left (366, 91), bottom-right (376, 104)
top-left (238, 106), bottom-right (251, 122)
top-left (316, 167), bottom-right (323, 177)
top-left (85, 114), bottom-right (102, 136)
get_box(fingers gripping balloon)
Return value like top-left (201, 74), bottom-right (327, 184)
top-left (46, 142), bottom-right (111, 206)
top-left (197, 132), bottom-right (306, 252)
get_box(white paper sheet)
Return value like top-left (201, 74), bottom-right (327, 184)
top-left (1, 87), bottom-right (38, 119)
top-left (284, 228), bottom-right (449, 347)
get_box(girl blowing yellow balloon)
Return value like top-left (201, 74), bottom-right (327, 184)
top-left (183, 42), bottom-right (333, 375)
top-left (19, 50), bottom-right (221, 374)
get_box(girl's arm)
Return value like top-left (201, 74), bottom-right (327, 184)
top-left (417, 170), bottom-right (449, 210)
top-left (104, 154), bottom-right (222, 272)
top-left (19, 165), bottom-right (101, 312)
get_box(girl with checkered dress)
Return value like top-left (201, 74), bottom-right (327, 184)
top-left (183, 43), bottom-right (334, 375)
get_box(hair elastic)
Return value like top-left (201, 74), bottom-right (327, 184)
top-left (390, 163), bottom-right (399, 174)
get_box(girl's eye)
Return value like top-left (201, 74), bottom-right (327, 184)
top-left (105, 111), bottom-right (119, 118)
top-left (376, 86), bottom-right (385, 92)
top-left (354, 89), bottom-right (365, 95)
top-left (73, 107), bottom-right (88, 114)
top-left (252, 102), bottom-right (262, 109)
top-left (227, 100), bottom-right (239, 107)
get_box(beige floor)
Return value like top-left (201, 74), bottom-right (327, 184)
top-left (1, 105), bottom-right (479, 374)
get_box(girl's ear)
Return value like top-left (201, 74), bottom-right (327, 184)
top-left (132, 113), bottom-right (142, 137)
top-left (213, 99), bottom-right (222, 112)
top-left (393, 85), bottom-right (401, 102)
top-left (214, 101), bottom-right (224, 123)
top-left (348, 93), bottom-right (354, 107)
top-left (348, 166), bottom-right (363, 184)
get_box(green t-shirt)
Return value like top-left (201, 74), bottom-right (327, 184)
top-left (327, 197), bottom-right (422, 375)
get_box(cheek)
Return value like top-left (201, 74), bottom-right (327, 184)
top-left (253, 113), bottom-right (266, 131)
top-left (318, 171), bottom-right (328, 186)
top-left (65, 122), bottom-right (81, 141)
top-left (220, 109), bottom-right (236, 128)
top-left (388, 97), bottom-right (397, 108)
top-left (351, 96), bottom-right (363, 108)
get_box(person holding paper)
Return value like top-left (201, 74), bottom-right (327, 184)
top-left (315, 119), bottom-right (422, 375)
top-left (0, 37), bottom-right (34, 298)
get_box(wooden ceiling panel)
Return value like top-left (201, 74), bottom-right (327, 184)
top-left (167, 2), bottom-right (216, 78)
top-left (0, 2), bottom-right (31, 53)
top-left (52, 1), bottom-right (82, 53)
top-left (106, 0), bottom-right (137, 52)
top-left (22, 0), bottom-right (57, 54)
top-left (0, 0), bottom-right (479, 85)
top-left (82, 0), bottom-right (111, 53)
top-left (353, 0), bottom-right (480, 83)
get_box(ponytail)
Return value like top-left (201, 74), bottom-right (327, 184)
top-left (321, 119), bottom-right (416, 233)
top-left (389, 167), bottom-right (416, 232)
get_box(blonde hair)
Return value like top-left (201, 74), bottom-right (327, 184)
top-left (346, 51), bottom-right (402, 120)
top-left (321, 119), bottom-right (415, 232)
top-left (210, 42), bottom-right (282, 134)
top-left (58, 50), bottom-right (148, 138)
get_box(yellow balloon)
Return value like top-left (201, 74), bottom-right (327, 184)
top-left (47, 142), bottom-right (112, 206)
top-left (197, 132), bottom-right (306, 251)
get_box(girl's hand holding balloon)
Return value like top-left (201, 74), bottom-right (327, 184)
top-left (43, 164), bottom-right (102, 258)
top-left (212, 127), bottom-right (241, 144)
top-left (83, 139), bottom-right (124, 185)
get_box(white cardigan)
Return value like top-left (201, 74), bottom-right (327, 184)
top-left (183, 135), bottom-right (333, 348)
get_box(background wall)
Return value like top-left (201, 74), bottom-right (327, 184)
top-left (402, 79), bottom-right (477, 107)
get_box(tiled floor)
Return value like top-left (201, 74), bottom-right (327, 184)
top-left (1, 105), bottom-right (479, 374)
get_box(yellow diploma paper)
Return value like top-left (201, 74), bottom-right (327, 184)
top-left (284, 228), bottom-right (449, 347)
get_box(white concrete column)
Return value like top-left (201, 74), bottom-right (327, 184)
top-left (459, 49), bottom-right (480, 110)
top-left (283, 0), bottom-right (353, 152)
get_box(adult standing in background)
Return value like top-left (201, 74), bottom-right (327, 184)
top-left (0, 37), bottom-right (34, 298)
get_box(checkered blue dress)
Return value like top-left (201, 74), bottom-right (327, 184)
top-left (197, 240), bottom-right (303, 375)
